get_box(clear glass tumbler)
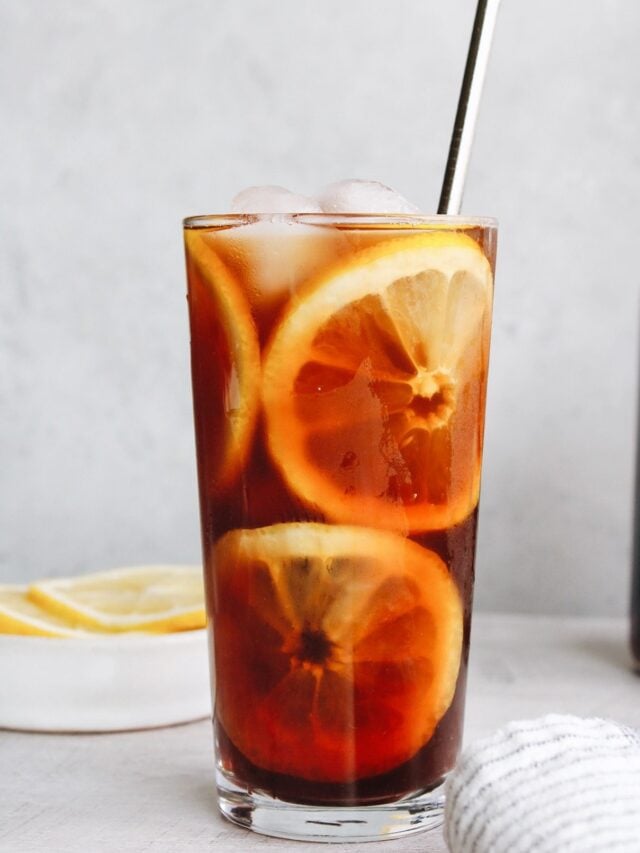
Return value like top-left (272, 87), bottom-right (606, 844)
top-left (183, 213), bottom-right (496, 841)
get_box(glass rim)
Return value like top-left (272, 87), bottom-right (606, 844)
top-left (183, 212), bottom-right (498, 229)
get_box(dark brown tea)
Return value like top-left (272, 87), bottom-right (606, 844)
top-left (185, 215), bottom-right (495, 808)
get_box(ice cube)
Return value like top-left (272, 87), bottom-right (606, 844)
top-left (317, 180), bottom-right (421, 215)
top-left (213, 220), bottom-right (348, 316)
top-left (231, 185), bottom-right (322, 214)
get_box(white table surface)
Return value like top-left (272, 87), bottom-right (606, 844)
top-left (1, 613), bottom-right (638, 853)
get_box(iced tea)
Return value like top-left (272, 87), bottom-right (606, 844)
top-left (184, 213), bottom-right (496, 840)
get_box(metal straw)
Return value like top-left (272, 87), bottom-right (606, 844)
top-left (438, 0), bottom-right (501, 215)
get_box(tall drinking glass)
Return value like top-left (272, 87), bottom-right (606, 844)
top-left (183, 213), bottom-right (496, 842)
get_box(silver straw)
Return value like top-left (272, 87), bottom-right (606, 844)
top-left (438, 0), bottom-right (501, 215)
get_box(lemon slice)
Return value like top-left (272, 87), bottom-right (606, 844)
top-left (214, 522), bottom-right (462, 782)
top-left (0, 585), bottom-right (87, 637)
top-left (262, 231), bottom-right (493, 532)
top-left (28, 565), bottom-right (205, 633)
top-left (185, 229), bottom-right (261, 489)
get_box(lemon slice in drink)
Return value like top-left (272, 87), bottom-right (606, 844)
top-left (262, 232), bottom-right (493, 532)
top-left (28, 565), bottom-right (205, 633)
top-left (185, 229), bottom-right (261, 489)
top-left (214, 522), bottom-right (462, 782)
top-left (0, 585), bottom-right (87, 637)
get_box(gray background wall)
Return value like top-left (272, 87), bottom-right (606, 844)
top-left (1, 0), bottom-right (638, 615)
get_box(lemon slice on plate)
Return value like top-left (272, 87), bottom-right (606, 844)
top-left (262, 231), bottom-right (493, 532)
top-left (0, 585), bottom-right (87, 637)
top-left (0, 568), bottom-right (211, 731)
top-left (28, 565), bottom-right (206, 633)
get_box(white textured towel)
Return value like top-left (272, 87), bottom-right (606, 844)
top-left (444, 715), bottom-right (640, 853)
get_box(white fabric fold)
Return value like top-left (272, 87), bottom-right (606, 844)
top-left (444, 714), bottom-right (640, 853)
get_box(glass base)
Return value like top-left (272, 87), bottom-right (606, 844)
top-left (216, 770), bottom-right (445, 843)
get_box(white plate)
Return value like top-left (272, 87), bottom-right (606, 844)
top-left (0, 630), bottom-right (212, 732)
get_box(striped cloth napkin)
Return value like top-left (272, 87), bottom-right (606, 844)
top-left (444, 715), bottom-right (640, 853)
